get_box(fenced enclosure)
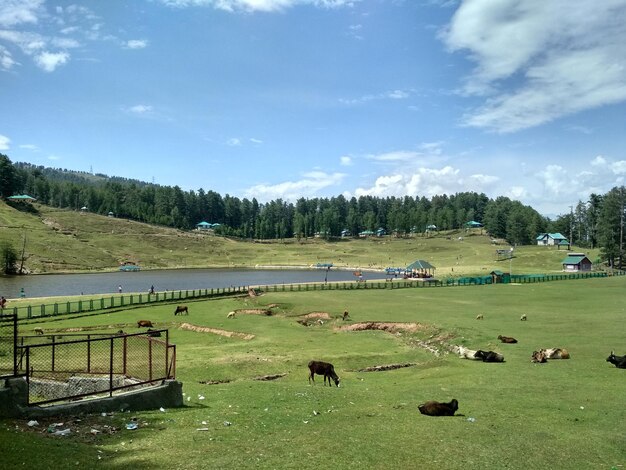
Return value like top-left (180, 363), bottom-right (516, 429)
top-left (16, 330), bottom-right (176, 405)
top-left (0, 314), bottom-right (18, 379)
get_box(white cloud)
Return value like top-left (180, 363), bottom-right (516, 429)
top-left (125, 39), bottom-right (148, 49)
top-left (442, 0), bottom-right (626, 132)
top-left (340, 155), bottom-right (352, 166)
top-left (0, 44), bottom-right (17, 69)
top-left (0, 0), bottom-right (43, 28)
top-left (126, 104), bottom-right (153, 114)
top-left (244, 170), bottom-right (346, 201)
top-left (227, 138), bottom-right (242, 146)
top-left (0, 134), bottom-right (10, 150)
top-left (158, 0), bottom-right (357, 12)
top-left (33, 51), bottom-right (69, 71)
top-left (339, 89), bottom-right (413, 105)
top-left (19, 143), bottom-right (39, 151)
top-left (249, 138), bottom-right (263, 144)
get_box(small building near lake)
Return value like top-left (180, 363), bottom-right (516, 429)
top-left (536, 232), bottom-right (569, 248)
top-left (562, 253), bottom-right (592, 272)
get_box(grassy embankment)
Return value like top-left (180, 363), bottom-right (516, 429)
top-left (1, 276), bottom-right (625, 469)
top-left (0, 201), bottom-right (598, 277)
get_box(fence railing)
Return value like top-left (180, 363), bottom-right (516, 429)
top-left (0, 314), bottom-right (18, 379)
top-left (17, 329), bottom-right (175, 405)
top-left (1, 286), bottom-right (249, 321)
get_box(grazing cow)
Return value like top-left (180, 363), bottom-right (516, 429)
top-left (137, 320), bottom-right (153, 328)
top-left (418, 399), bottom-right (459, 417)
top-left (498, 335), bottom-right (518, 344)
top-left (531, 350), bottom-right (547, 363)
top-left (520, 314), bottom-right (527, 321)
top-left (476, 314), bottom-right (484, 320)
top-left (227, 311), bottom-right (235, 319)
top-left (606, 351), bottom-right (626, 369)
top-left (34, 327), bottom-right (44, 335)
top-left (174, 305), bottom-right (189, 316)
top-left (342, 310), bottom-right (350, 321)
top-left (474, 350), bottom-right (505, 363)
top-left (540, 348), bottom-right (570, 359)
top-left (456, 345), bottom-right (480, 360)
top-left (308, 360), bottom-right (340, 387)
top-left (146, 328), bottom-right (161, 337)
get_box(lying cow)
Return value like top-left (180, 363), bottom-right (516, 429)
top-left (540, 348), bottom-right (570, 359)
top-left (137, 320), bottom-right (153, 328)
top-left (498, 335), bottom-right (518, 344)
top-left (308, 360), bottom-right (340, 387)
top-left (342, 310), bottom-right (350, 321)
top-left (520, 314), bottom-right (527, 321)
top-left (456, 345), bottom-right (481, 360)
top-left (531, 350), bottom-right (547, 363)
top-left (418, 399), bottom-right (459, 417)
top-left (174, 305), bottom-right (189, 315)
top-left (606, 351), bottom-right (626, 369)
top-left (474, 350), bottom-right (505, 363)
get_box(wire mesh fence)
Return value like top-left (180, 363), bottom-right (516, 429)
top-left (17, 330), bottom-right (175, 405)
top-left (0, 314), bottom-right (18, 378)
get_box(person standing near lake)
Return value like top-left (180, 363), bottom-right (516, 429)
top-left (118, 285), bottom-right (122, 294)
top-left (20, 288), bottom-right (25, 298)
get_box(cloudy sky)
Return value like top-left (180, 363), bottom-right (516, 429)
top-left (1, 0), bottom-right (625, 217)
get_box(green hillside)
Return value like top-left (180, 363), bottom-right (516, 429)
top-left (0, 201), bottom-right (599, 275)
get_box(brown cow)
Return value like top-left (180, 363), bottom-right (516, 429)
top-left (418, 399), bottom-right (459, 416)
top-left (137, 320), bottom-right (153, 328)
top-left (540, 348), bottom-right (570, 359)
top-left (174, 305), bottom-right (188, 315)
top-left (498, 335), bottom-right (518, 344)
top-left (308, 360), bottom-right (340, 387)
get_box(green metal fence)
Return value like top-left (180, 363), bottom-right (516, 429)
top-left (2, 286), bottom-right (249, 320)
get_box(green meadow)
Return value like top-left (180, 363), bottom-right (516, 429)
top-left (2, 276), bottom-right (625, 469)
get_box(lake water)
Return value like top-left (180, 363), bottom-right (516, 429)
top-left (0, 268), bottom-right (388, 299)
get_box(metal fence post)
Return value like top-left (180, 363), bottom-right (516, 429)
top-left (109, 337), bottom-right (114, 397)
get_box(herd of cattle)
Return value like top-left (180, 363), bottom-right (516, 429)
top-left (130, 305), bottom-right (624, 417)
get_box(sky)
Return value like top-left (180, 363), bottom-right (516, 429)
top-left (1, 0), bottom-right (626, 218)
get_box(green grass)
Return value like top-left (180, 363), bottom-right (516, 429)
top-left (1, 277), bottom-right (625, 469)
top-left (0, 201), bottom-right (600, 276)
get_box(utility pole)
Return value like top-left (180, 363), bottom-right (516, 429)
top-left (569, 205), bottom-right (574, 249)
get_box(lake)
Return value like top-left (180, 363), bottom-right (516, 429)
top-left (0, 267), bottom-right (389, 299)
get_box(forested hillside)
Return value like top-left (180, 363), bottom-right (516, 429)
top-left (1, 153), bottom-right (624, 268)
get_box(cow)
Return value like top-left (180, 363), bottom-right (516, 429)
top-left (137, 320), bottom-right (153, 328)
top-left (342, 310), bottom-right (350, 321)
top-left (307, 360), bottom-right (340, 387)
top-left (474, 350), bottom-right (505, 362)
top-left (418, 399), bottom-right (459, 417)
top-left (33, 327), bottom-right (44, 335)
top-left (227, 311), bottom-right (235, 319)
top-left (520, 314), bottom-right (527, 321)
top-left (540, 348), bottom-right (570, 359)
top-left (146, 328), bottom-right (161, 337)
top-left (456, 345), bottom-right (480, 360)
top-left (174, 305), bottom-right (189, 316)
top-left (606, 351), bottom-right (626, 369)
top-left (531, 350), bottom-right (547, 363)
top-left (498, 335), bottom-right (518, 344)
top-left (476, 314), bottom-right (484, 320)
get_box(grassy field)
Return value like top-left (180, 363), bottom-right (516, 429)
top-left (0, 201), bottom-right (600, 276)
top-left (2, 276), bottom-right (625, 469)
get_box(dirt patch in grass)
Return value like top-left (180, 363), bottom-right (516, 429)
top-left (301, 312), bottom-right (332, 320)
top-left (179, 322), bottom-right (255, 340)
top-left (337, 322), bottom-right (428, 333)
top-left (253, 373), bottom-right (287, 381)
top-left (355, 363), bottom-right (417, 372)
top-left (234, 308), bottom-right (272, 316)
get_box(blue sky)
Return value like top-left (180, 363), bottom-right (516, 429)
top-left (1, 0), bottom-right (625, 217)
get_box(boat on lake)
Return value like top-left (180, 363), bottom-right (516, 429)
top-left (119, 262), bottom-right (140, 272)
